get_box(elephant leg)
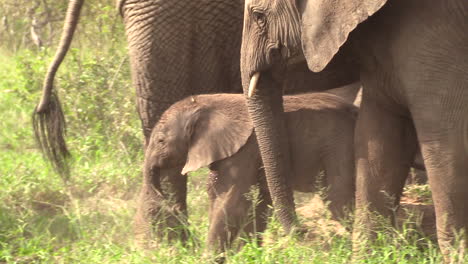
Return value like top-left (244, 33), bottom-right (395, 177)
top-left (207, 141), bottom-right (262, 253)
top-left (207, 184), bottom-right (252, 253)
top-left (413, 108), bottom-right (468, 259)
top-left (322, 136), bottom-right (355, 221)
top-left (353, 94), bottom-right (418, 251)
top-left (207, 184), bottom-right (270, 254)
top-left (240, 170), bottom-right (273, 247)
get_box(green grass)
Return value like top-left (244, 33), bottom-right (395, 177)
top-left (0, 14), bottom-right (465, 262)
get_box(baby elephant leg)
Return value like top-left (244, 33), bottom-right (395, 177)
top-left (241, 170), bottom-right (272, 246)
top-left (207, 171), bottom-right (271, 253)
top-left (207, 183), bottom-right (252, 253)
top-left (206, 139), bottom-right (264, 254)
top-left (322, 139), bottom-right (356, 221)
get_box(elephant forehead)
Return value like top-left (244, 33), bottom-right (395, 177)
top-left (152, 120), bottom-right (176, 138)
top-left (152, 121), bottom-right (168, 134)
top-left (158, 106), bottom-right (190, 127)
top-left (156, 122), bottom-right (181, 138)
top-left (246, 0), bottom-right (292, 11)
top-left (246, 0), bottom-right (268, 10)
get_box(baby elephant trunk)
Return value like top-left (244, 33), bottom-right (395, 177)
top-left (135, 163), bottom-right (189, 243)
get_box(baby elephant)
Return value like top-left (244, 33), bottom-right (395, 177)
top-left (144, 93), bottom-right (357, 252)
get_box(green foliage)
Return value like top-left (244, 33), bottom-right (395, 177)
top-left (404, 184), bottom-right (433, 204)
top-left (0, 0), bottom-right (123, 52)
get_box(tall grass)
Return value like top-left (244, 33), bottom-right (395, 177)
top-left (0, 1), bottom-right (464, 263)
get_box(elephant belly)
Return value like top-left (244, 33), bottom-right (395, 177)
top-left (290, 167), bottom-right (321, 193)
top-left (288, 127), bottom-right (322, 193)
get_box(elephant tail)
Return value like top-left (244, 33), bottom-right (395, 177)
top-left (33, 93), bottom-right (70, 177)
top-left (33, 0), bottom-right (85, 179)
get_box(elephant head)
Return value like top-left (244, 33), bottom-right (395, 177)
top-left (241, 0), bottom-right (387, 84)
top-left (137, 95), bottom-right (252, 241)
top-left (240, 0), bottom-right (388, 232)
top-left (145, 95), bottom-right (253, 176)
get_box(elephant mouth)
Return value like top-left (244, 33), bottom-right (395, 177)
top-left (247, 66), bottom-right (285, 98)
top-left (247, 70), bottom-right (281, 98)
top-left (247, 45), bottom-right (302, 97)
top-left (286, 51), bottom-right (306, 66)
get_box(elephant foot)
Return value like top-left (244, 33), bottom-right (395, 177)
top-left (133, 210), bottom-right (155, 248)
top-left (201, 250), bottom-right (227, 264)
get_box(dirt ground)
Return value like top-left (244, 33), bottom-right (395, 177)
top-left (296, 185), bottom-right (436, 241)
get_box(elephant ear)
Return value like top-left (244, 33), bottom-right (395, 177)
top-left (181, 107), bottom-right (253, 174)
top-left (299, 0), bottom-right (388, 72)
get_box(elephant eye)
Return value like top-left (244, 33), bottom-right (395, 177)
top-left (252, 11), bottom-right (266, 29)
top-left (154, 134), bottom-right (164, 143)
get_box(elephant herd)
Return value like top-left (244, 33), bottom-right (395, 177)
top-left (33, 0), bottom-right (467, 262)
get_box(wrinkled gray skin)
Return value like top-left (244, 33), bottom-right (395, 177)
top-left (240, 0), bottom-right (468, 258)
top-left (144, 92), bottom-right (357, 253)
top-left (353, 89), bottom-right (427, 175)
top-left (32, 0), bottom-right (360, 243)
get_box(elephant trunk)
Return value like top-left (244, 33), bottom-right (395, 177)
top-left (156, 167), bottom-right (189, 242)
top-left (134, 156), bottom-right (189, 242)
top-left (243, 71), bottom-right (299, 234)
top-left (33, 0), bottom-right (85, 178)
top-left (134, 162), bottom-right (164, 242)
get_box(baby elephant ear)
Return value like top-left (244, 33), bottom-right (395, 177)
top-left (299, 0), bottom-right (387, 72)
top-left (182, 108), bottom-right (253, 174)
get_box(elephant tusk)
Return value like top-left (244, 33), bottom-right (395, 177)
top-left (248, 72), bottom-right (261, 98)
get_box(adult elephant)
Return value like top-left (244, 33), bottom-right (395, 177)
top-left (32, 0), bottom-right (359, 242)
top-left (240, 0), bottom-right (468, 259)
